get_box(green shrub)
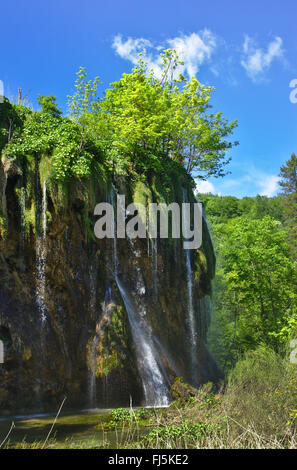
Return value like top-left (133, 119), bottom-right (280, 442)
top-left (225, 345), bottom-right (297, 437)
top-left (136, 408), bottom-right (154, 420)
top-left (141, 422), bottom-right (213, 447)
top-left (110, 408), bottom-right (132, 423)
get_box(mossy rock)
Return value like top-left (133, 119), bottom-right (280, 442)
top-left (170, 377), bottom-right (198, 402)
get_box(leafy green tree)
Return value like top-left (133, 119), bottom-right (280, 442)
top-left (0, 97), bottom-right (30, 148)
top-left (279, 153), bottom-right (297, 255)
top-left (217, 216), bottom-right (297, 352)
top-left (199, 193), bottom-right (284, 225)
top-left (246, 195), bottom-right (284, 222)
top-left (198, 195), bottom-right (242, 224)
top-left (37, 95), bottom-right (62, 118)
top-left (68, 51), bottom-right (238, 179)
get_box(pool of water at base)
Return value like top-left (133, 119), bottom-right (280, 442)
top-left (0, 407), bottom-right (161, 449)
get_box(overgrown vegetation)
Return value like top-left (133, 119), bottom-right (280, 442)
top-left (0, 49), bottom-right (238, 244)
top-left (197, 192), bottom-right (297, 372)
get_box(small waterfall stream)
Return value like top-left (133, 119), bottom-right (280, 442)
top-left (115, 277), bottom-right (170, 406)
top-left (111, 187), bottom-right (169, 406)
top-left (34, 157), bottom-right (48, 406)
top-left (36, 179), bottom-right (47, 324)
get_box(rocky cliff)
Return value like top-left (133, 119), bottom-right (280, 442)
top-left (0, 149), bottom-right (220, 414)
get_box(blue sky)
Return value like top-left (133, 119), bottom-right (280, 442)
top-left (1, 0), bottom-right (297, 198)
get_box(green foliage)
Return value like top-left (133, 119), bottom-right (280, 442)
top-left (279, 152), bottom-right (297, 255)
top-left (202, 192), bottom-right (296, 371)
top-left (226, 345), bottom-right (297, 435)
top-left (198, 193), bottom-right (284, 225)
top-left (67, 67), bottom-right (101, 125)
top-left (141, 421), bottom-right (213, 447)
top-left (37, 95), bottom-right (62, 117)
top-left (106, 408), bottom-right (154, 430)
top-left (68, 51), bottom-right (238, 180)
top-left (135, 408), bottom-right (153, 420)
top-left (218, 216), bottom-right (297, 352)
top-left (24, 203), bottom-right (36, 237)
top-left (111, 408), bottom-right (132, 422)
top-left (3, 105), bottom-right (100, 181)
top-left (0, 97), bottom-right (30, 149)
top-left (0, 215), bottom-right (8, 239)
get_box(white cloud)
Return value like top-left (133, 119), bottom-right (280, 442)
top-left (167, 31), bottom-right (216, 77)
top-left (112, 35), bottom-right (153, 65)
top-left (241, 35), bottom-right (284, 81)
top-left (112, 31), bottom-right (217, 79)
top-left (258, 175), bottom-right (279, 197)
top-left (195, 180), bottom-right (216, 194)
top-left (202, 167), bottom-right (279, 198)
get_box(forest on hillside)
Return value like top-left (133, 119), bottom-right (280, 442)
top-left (199, 187), bottom-right (297, 373)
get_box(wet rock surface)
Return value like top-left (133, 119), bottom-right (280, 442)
top-left (0, 164), bottom-right (220, 413)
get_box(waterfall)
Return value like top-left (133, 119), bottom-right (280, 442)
top-left (182, 188), bottom-right (199, 386)
top-left (110, 187), bottom-right (169, 406)
top-left (116, 277), bottom-right (170, 406)
top-left (35, 175), bottom-right (47, 325)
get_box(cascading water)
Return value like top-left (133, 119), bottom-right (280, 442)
top-left (110, 187), bottom-right (170, 406)
top-left (182, 188), bottom-right (199, 386)
top-left (115, 277), bottom-right (170, 406)
top-left (36, 179), bottom-right (47, 324)
top-left (34, 157), bottom-right (48, 406)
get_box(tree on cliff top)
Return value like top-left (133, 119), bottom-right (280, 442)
top-left (68, 50), bottom-right (238, 180)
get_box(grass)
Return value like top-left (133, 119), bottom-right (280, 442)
top-left (1, 346), bottom-right (296, 449)
top-left (127, 346), bottom-right (297, 449)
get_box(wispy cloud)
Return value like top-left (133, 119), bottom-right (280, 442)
top-left (258, 174), bottom-right (279, 197)
top-left (112, 31), bottom-right (217, 79)
top-left (112, 35), bottom-right (153, 65)
top-left (167, 31), bottom-right (217, 77)
top-left (196, 169), bottom-right (280, 198)
top-left (241, 35), bottom-right (284, 82)
top-left (195, 180), bottom-right (216, 194)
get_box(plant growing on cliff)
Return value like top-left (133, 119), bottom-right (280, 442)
top-left (68, 50), bottom-right (238, 180)
top-left (37, 95), bottom-right (62, 118)
top-left (3, 98), bottom-right (100, 181)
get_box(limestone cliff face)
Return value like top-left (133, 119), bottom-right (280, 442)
top-left (0, 157), bottom-right (219, 414)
